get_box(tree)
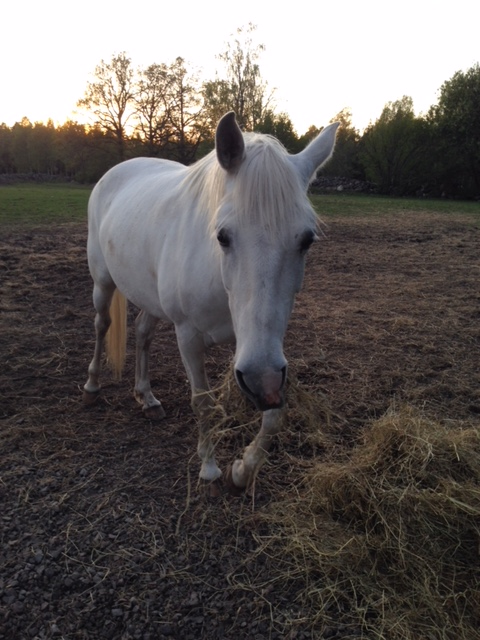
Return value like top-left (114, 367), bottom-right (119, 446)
top-left (134, 62), bottom-right (173, 156)
top-left (203, 24), bottom-right (274, 133)
top-left (256, 110), bottom-right (300, 152)
top-left (0, 123), bottom-right (14, 173)
top-left (78, 52), bottom-right (135, 161)
top-left (298, 125), bottom-right (322, 147)
top-left (30, 121), bottom-right (57, 174)
top-left (11, 117), bottom-right (33, 173)
top-left (166, 57), bottom-right (207, 163)
top-left (202, 78), bottom-right (233, 136)
top-left (56, 121), bottom-right (90, 180)
top-left (360, 97), bottom-right (426, 195)
top-left (429, 63), bottom-right (480, 197)
top-left (321, 108), bottom-right (362, 178)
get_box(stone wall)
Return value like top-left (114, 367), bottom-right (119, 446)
top-left (310, 176), bottom-right (376, 193)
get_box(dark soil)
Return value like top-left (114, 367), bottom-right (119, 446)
top-left (1, 211), bottom-right (479, 640)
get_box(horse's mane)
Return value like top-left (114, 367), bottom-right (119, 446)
top-left (179, 132), bottom-right (316, 237)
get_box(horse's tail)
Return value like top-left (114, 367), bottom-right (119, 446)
top-left (106, 288), bottom-right (127, 381)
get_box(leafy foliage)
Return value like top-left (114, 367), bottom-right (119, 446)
top-left (255, 111), bottom-right (301, 152)
top-left (321, 108), bottom-right (362, 179)
top-left (360, 97), bottom-right (428, 195)
top-left (2, 47), bottom-right (480, 199)
top-left (428, 63), bottom-right (480, 197)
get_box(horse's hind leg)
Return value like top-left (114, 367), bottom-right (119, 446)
top-left (134, 310), bottom-right (165, 419)
top-left (83, 282), bottom-right (115, 403)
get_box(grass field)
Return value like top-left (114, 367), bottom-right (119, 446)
top-left (1, 183), bottom-right (479, 227)
top-left (0, 183), bottom-right (92, 226)
top-left (310, 192), bottom-right (480, 221)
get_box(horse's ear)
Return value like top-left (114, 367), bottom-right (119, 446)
top-left (291, 122), bottom-right (340, 188)
top-left (216, 112), bottom-right (245, 172)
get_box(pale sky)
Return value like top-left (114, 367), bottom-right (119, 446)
top-left (1, 0), bottom-right (478, 134)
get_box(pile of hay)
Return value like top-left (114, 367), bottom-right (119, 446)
top-left (258, 406), bottom-right (480, 639)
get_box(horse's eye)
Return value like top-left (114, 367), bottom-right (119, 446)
top-left (299, 230), bottom-right (316, 253)
top-left (217, 229), bottom-right (231, 248)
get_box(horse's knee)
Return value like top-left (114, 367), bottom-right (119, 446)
top-left (191, 391), bottom-right (224, 422)
top-left (192, 390), bottom-right (213, 413)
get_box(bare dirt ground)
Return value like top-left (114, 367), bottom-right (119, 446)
top-left (1, 210), bottom-right (479, 639)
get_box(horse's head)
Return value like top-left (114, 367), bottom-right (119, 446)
top-left (214, 112), bottom-right (338, 411)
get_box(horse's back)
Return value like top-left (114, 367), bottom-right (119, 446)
top-left (87, 157), bottom-right (186, 267)
top-left (89, 157), bottom-right (184, 223)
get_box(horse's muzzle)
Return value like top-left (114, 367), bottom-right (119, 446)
top-left (235, 366), bottom-right (287, 411)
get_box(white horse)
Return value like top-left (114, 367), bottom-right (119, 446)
top-left (83, 112), bottom-right (338, 491)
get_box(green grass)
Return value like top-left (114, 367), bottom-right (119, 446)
top-left (0, 183), bottom-right (478, 228)
top-left (0, 183), bottom-right (92, 226)
top-left (311, 192), bottom-right (480, 223)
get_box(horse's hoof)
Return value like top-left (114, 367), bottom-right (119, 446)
top-left (143, 404), bottom-right (166, 420)
top-left (199, 478), bottom-right (224, 498)
top-left (225, 465), bottom-right (246, 497)
top-left (83, 389), bottom-right (100, 405)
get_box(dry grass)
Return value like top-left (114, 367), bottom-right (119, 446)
top-left (1, 213), bottom-right (479, 638)
top-left (188, 368), bottom-right (480, 638)
top-left (249, 406), bottom-right (480, 639)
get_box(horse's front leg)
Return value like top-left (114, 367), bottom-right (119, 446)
top-left (229, 408), bottom-right (286, 490)
top-left (175, 325), bottom-right (223, 482)
top-left (192, 389), bottom-right (225, 482)
top-left (134, 310), bottom-right (165, 418)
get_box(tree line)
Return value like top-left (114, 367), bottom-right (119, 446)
top-left (324, 63), bottom-right (480, 199)
top-left (0, 26), bottom-right (479, 199)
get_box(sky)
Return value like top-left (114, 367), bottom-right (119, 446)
top-left (1, 0), bottom-right (479, 134)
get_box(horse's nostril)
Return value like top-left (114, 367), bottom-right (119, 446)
top-left (235, 368), bottom-right (286, 389)
top-left (235, 369), bottom-right (251, 396)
